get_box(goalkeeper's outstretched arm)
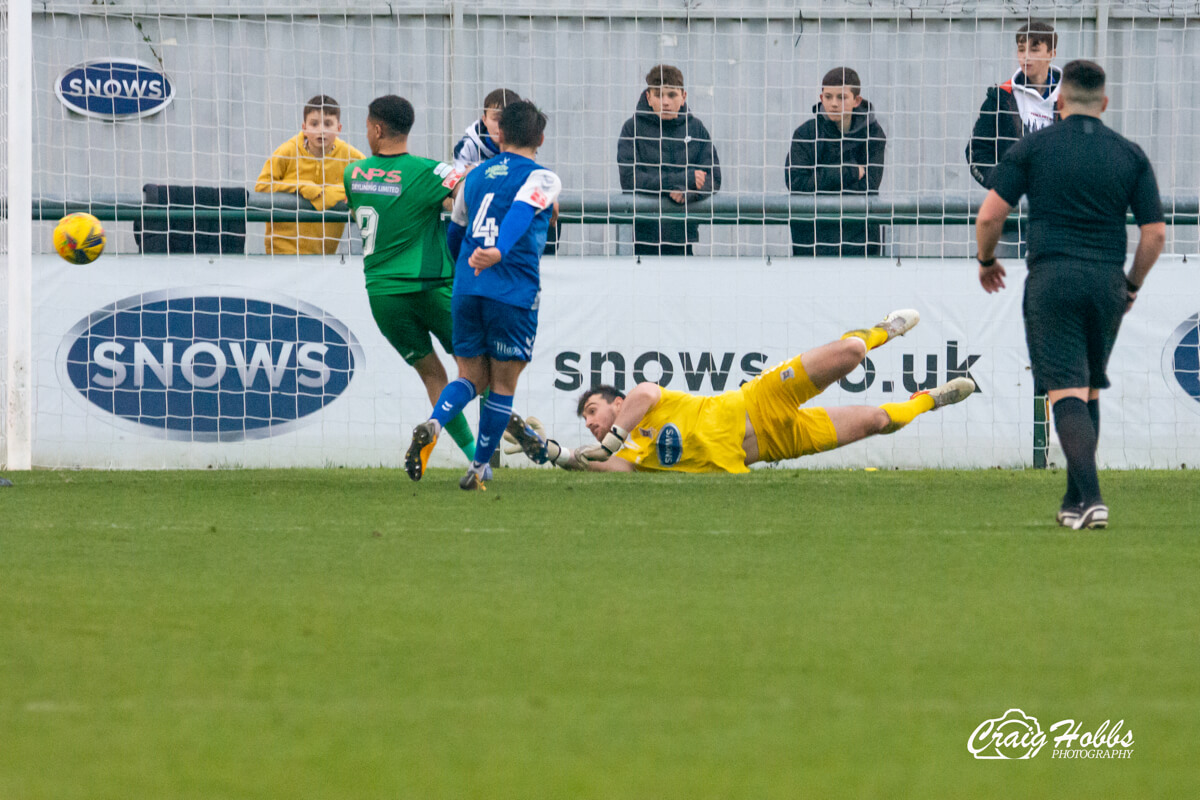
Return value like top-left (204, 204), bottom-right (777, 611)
top-left (572, 382), bottom-right (662, 470)
top-left (503, 414), bottom-right (635, 472)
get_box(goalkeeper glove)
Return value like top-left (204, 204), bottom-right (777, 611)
top-left (574, 425), bottom-right (629, 465)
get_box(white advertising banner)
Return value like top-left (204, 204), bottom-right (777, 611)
top-left (30, 254), bottom-right (1200, 470)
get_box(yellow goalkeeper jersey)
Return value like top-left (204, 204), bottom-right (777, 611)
top-left (614, 388), bottom-right (750, 474)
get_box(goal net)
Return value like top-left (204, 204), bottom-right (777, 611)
top-left (3, 1), bottom-right (1198, 470)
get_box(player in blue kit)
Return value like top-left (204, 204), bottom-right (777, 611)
top-left (405, 100), bottom-right (562, 490)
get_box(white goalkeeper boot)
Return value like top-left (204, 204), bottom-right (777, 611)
top-left (920, 377), bottom-right (976, 409)
top-left (841, 309), bottom-right (919, 350)
top-left (880, 308), bottom-right (920, 341)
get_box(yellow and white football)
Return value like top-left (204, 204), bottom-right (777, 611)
top-left (53, 212), bottom-right (106, 264)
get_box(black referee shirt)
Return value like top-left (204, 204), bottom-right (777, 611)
top-left (992, 114), bottom-right (1163, 268)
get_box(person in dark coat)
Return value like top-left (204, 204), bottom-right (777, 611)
top-left (965, 21), bottom-right (1061, 190)
top-left (617, 64), bottom-right (722, 256)
top-left (965, 21), bottom-right (1061, 258)
top-left (785, 67), bottom-right (887, 257)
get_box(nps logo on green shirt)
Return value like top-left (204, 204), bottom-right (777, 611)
top-left (484, 158), bottom-right (510, 180)
top-left (349, 166), bottom-right (403, 194)
top-left (350, 180), bottom-right (400, 196)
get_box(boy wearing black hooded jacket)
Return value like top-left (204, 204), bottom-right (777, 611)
top-left (785, 67), bottom-right (887, 257)
top-left (617, 64), bottom-right (722, 256)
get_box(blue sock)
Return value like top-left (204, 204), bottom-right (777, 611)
top-left (474, 391), bottom-right (513, 466)
top-left (430, 378), bottom-right (477, 429)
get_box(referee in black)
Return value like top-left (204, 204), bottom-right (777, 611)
top-left (974, 60), bottom-right (1166, 530)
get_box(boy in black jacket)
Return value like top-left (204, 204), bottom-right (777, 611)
top-left (966, 21), bottom-right (1060, 190)
top-left (965, 21), bottom-right (1060, 258)
top-left (785, 67), bottom-right (887, 257)
top-left (617, 64), bottom-right (721, 256)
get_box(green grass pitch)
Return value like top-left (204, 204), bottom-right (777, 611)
top-left (2, 468), bottom-right (1198, 798)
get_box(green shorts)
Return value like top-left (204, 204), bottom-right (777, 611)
top-left (369, 285), bottom-right (455, 366)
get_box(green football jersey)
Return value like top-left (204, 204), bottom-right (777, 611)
top-left (344, 153), bottom-right (461, 296)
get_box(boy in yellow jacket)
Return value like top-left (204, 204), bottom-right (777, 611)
top-left (255, 95), bottom-right (365, 254)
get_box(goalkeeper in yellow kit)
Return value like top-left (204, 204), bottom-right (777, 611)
top-left (505, 310), bottom-right (975, 472)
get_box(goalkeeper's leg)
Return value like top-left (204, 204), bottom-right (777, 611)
top-left (823, 377), bottom-right (976, 448)
top-left (801, 309), bottom-right (921, 391)
top-left (840, 308), bottom-right (920, 351)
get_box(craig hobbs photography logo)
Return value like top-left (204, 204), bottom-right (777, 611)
top-left (968, 709), bottom-right (1134, 760)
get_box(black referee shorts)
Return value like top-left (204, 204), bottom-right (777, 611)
top-left (1022, 262), bottom-right (1127, 391)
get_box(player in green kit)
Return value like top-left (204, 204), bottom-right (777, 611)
top-left (345, 95), bottom-right (480, 465)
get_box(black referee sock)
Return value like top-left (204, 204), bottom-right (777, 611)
top-left (1088, 398), bottom-right (1101, 438)
top-left (1053, 397), bottom-right (1102, 507)
top-left (1062, 399), bottom-right (1102, 508)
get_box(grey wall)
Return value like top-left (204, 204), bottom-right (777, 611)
top-left (30, 2), bottom-right (1200, 256)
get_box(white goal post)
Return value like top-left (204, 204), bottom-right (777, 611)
top-left (2, 0), bottom-right (33, 470)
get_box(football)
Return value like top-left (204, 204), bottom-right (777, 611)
top-left (53, 212), bottom-right (106, 264)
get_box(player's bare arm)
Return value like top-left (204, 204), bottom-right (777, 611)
top-left (1127, 221), bottom-right (1166, 297)
top-left (975, 190), bottom-right (1011, 293)
top-left (611, 382), bottom-right (662, 435)
top-left (507, 383), bottom-right (664, 471)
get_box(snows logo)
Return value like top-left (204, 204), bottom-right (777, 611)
top-left (58, 288), bottom-right (362, 441)
top-left (1163, 313), bottom-right (1200, 414)
top-left (968, 709), bottom-right (1047, 759)
top-left (656, 424), bottom-right (684, 467)
top-left (55, 59), bottom-right (175, 119)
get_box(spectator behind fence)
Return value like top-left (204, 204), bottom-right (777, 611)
top-left (618, 64), bottom-right (721, 256)
top-left (455, 87), bottom-right (561, 256)
top-left (966, 21), bottom-right (1061, 257)
top-left (255, 94), bottom-right (365, 255)
top-left (785, 67), bottom-right (886, 257)
top-left (452, 87), bottom-right (520, 171)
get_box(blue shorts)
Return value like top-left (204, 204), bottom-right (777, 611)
top-left (452, 294), bottom-right (538, 361)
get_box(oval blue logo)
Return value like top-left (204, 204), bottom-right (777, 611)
top-left (55, 59), bottom-right (175, 119)
top-left (1163, 313), bottom-right (1200, 411)
top-left (57, 289), bottom-right (363, 441)
top-left (656, 423), bottom-right (684, 467)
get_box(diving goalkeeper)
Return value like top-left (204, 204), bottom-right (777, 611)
top-left (506, 310), bottom-right (975, 472)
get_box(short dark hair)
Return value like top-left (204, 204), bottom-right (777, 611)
top-left (303, 94), bottom-right (340, 121)
top-left (1061, 59), bottom-right (1106, 106)
top-left (483, 88), bottom-right (521, 110)
top-left (577, 385), bottom-right (625, 417)
top-left (1017, 20), bottom-right (1057, 51)
top-left (646, 64), bottom-right (685, 89)
top-left (821, 67), bottom-right (861, 96)
top-left (367, 95), bottom-right (415, 137)
top-left (499, 100), bottom-right (547, 149)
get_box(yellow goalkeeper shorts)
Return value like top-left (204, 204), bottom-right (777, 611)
top-left (742, 354), bottom-right (839, 462)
